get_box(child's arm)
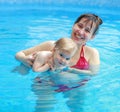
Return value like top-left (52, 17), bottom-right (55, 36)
top-left (33, 63), bottom-right (50, 72)
top-left (32, 51), bottom-right (52, 72)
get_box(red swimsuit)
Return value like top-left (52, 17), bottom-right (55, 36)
top-left (72, 45), bottom-right (89, 70)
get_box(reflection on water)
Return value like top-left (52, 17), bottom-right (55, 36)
top-left (31, 81), bottom-right (56, 112)
top-left (31, 71), bottom-right (91, 112)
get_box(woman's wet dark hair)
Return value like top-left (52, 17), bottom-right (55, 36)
top-left (74, 13), bottom-right (103, 35)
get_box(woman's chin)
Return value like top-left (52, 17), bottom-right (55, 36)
top-left (73, 38), bottom-right (85, 45)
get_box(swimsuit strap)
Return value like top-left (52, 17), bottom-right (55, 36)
top-left (80, 45), bottom-right (84, 57)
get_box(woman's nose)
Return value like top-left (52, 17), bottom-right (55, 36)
top-left (78, 29), bottom-right (86, 39)
top-left (76, 29), bottom-right (84, 36)
top-left (79, 29), bottom-right (85, 35)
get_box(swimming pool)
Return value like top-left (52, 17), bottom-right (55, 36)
top-left (0, 1), bottom-right (120, 112)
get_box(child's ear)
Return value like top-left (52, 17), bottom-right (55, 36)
top-left (51, 48), bottom-right (56, 52)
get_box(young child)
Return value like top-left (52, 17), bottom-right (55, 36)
top-left (31, 37), bottom-right (77, 72)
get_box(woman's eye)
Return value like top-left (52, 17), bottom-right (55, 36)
top-left (78, 25), bottom-right (82, 28)
top-left (86, 30), bottom-right (90, 33)
top-left (85, 28), bottom-right (91, 33)
top-left (78, 24), bottom-right (83, 28)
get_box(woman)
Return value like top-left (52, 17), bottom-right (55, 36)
top-left (15, 13), bottom-right (103, 75)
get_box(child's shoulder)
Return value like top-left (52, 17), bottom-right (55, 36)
top-left (37, 51), bottom-right (52, 57)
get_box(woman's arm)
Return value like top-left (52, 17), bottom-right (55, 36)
top-left (15, 41), bottom-right (55, 67)
top-left (68, 64), bottom-right (100, 75)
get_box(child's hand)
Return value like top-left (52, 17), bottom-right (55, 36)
top-left (28, 51), bottom-right (38, 60)
top-left (23, 56), bottom-right (34, 67)
top-left (24, 52), bottom-right (37, 67)
top-left (47, 63), bottom-right (55, 71)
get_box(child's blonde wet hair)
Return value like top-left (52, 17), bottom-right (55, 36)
top-left (55, 37), bottom-right (77, 56)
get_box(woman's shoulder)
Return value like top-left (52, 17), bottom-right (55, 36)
top-left (85, 45), bottom-right (99, 55)
top-left (83, 45), bottom-right (100, 67)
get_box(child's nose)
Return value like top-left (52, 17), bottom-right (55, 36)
top-left (60, 58), bottom-right (66, 65)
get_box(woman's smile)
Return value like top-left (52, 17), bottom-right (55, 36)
top-left (73, 32), bottom-right (86, 42)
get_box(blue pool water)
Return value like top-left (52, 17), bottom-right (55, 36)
top-left (0, 1), bottom-right (120, 112)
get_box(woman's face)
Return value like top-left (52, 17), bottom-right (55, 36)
top-left (71, 18), bottom-right (95, 45)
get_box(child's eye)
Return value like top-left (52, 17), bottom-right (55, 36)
top-left (60, 53), bottom-right (63, 57)
top-left (66, 58), bottom-right (70, 60)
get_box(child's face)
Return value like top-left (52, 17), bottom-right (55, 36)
top-left (53, 49), bottom-right (72, 68)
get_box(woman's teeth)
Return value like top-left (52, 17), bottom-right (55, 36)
top-left (76, 35), bottom-right (85, 40)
